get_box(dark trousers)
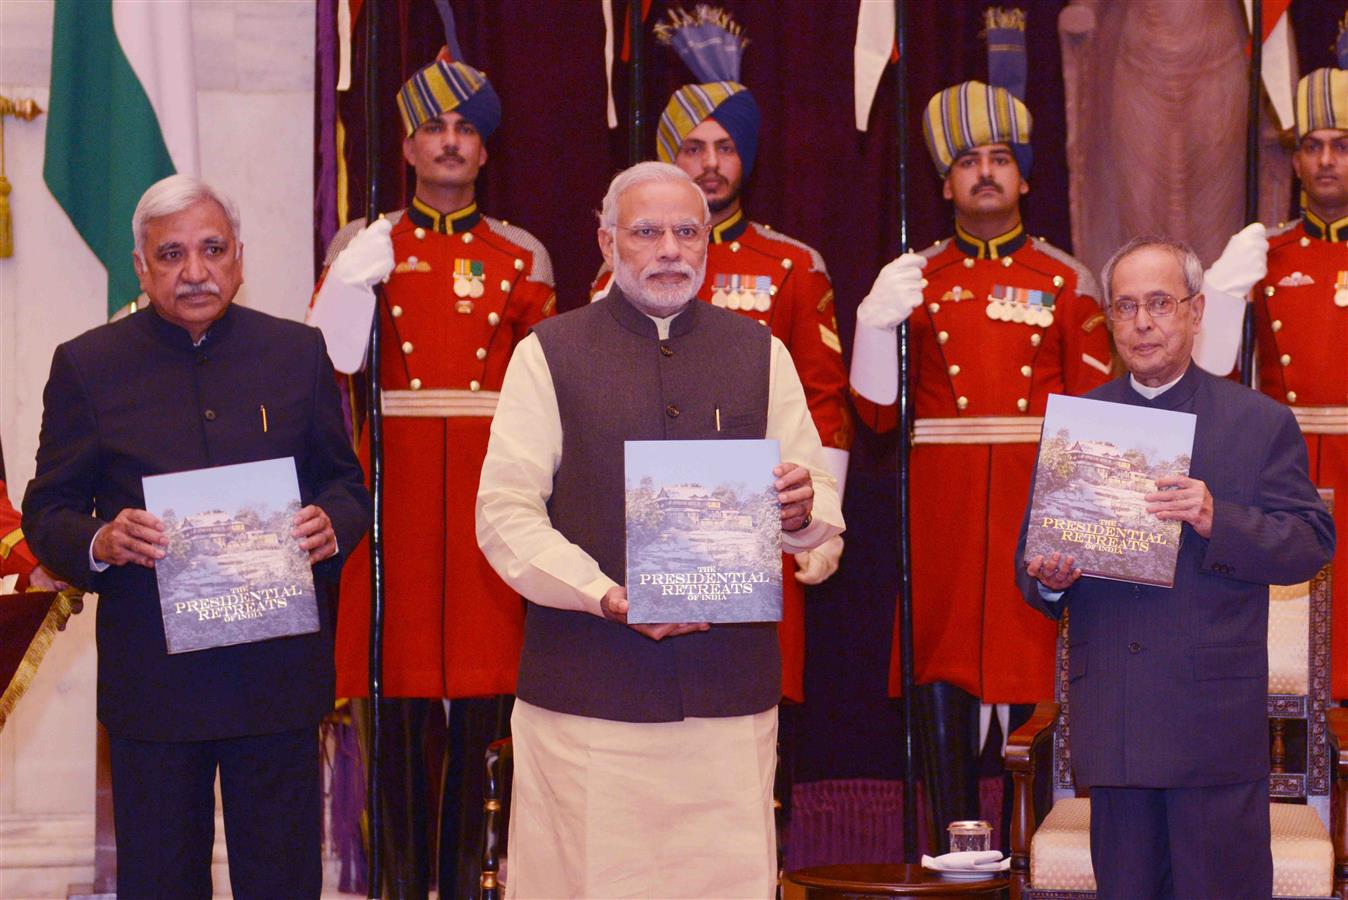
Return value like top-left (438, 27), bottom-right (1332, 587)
top-left (1089, 778), bottom-right (1272, 899)
top-left (109, 726), bottom-right (321, 900)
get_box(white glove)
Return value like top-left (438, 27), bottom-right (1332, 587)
top-left (795, 535), bottom-right (844, 585)
top-left (856, 252), bottom-right (927, 331)
top-left (1204, 222), bottom-right (1267, 297)
top-left (331, 217), bottom-right (395, 288)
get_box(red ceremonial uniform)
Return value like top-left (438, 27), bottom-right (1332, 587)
top-left (594, 208), bottom-right (852, 701)
top-left (331, 199), bottom-right (556, 699)
top-left (1253, 212), bottom-right (1348, 697)
top-left (1, 483), bottom-right (39, 588)
top-left (853, 224), bottom-right (1113, 702)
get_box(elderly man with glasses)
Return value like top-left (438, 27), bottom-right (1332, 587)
top-left (476, 161), bottom-right (844, 898)
top-left (1017, 236), bottom-right (1334, 899)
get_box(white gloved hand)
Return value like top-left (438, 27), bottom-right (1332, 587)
top-left (1204, 222), bottom-right (1267, 298)
top-left (794, 535), bottom-right (844, 585)
top-left (331, 217), bottom-right (395, 288)
top-left (856, 252), bottom-right (927, 331)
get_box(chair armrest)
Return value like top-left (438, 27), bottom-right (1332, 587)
top-left (1328, 708), bottom-right (1348, 897)
top-left (1007, 701), bottom-right (1059, 892)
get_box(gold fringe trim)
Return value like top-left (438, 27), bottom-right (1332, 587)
top-left (0, 589), bottom-right (81, 732)
top-left (983, 7), bottom-right (1027, 33)
top-left (654, 4), bottom-right (747, 49)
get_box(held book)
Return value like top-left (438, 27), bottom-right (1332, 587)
top-left (625, 439), bottom-right (783, 624)
top-left (142, 457), bottom-right (319, 654)
top-left (1023, 394), bottom-right (1197, 588)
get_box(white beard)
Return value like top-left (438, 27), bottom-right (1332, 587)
top-left (612, 245), bottom-right (707, 317)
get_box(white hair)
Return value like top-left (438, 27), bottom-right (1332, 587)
top-left (1100, 235), bottom-right (1204, 310)
top-left (132, 174), bottom-right (242, 260)
top-left (597, 161), bottom-right (709, 229)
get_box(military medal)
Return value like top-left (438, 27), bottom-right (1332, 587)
top-left (711, 274), bottom-right (730, 307)
top-left (1335, 271), bottom-right (1348, 308)
top-left (454, 259), bottom-right (485, 300)
top-left (725, 274), bottom-right (743, 310)
top-left (753, 275), bottom-right (773, 313)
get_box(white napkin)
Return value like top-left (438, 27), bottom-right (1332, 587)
top-left (921, 851), bottom-right (1009, 871)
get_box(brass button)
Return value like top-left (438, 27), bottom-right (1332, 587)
top-left (514, 259), bottom-right (525, 271)
top-left (462, 232), bottom-right (473, 243)
top-left (1280, 353), bottom-right (1291, 366)
top-left (409, 378), bottom-right (422, 390)
top-left (1001, 257), bottom-right (1013, 268)
top-left (470, 380), bottom-right (481, 392)
top-left (402, 341), bottom-right (414, 354)
top-left (1052, 275), bottom-right (1065, 288)
top-left (928, 302), bottom-right (940, 314)
top-left (947, 364), bottom-right (961, 376)
top-left (414, 227), bottom-right (426, 240)
top-left (920, 278), bottom-right (929, 289)
top-left (768, 285), bottom-right (778, 296)
top-left (963, 258), bottom-right (975, 269)
top-left (487, 312), bottom-right (501, 326)
top-left (660, 344), bottom-right (674, 357)
top-left (781, 258), bottom-right (793, 269)
top-left (666, 404), bottom-right (680, 418)
top-left (1271, 319), bottom-right (1282, 332)
top-left (729, 241), bottom-right (741, 252)
top-left (391, 305), bottom-right (403, 318)
top-left (1030, 334), bottom-right (1042, 347)
top-left (1017, 398), bottom-right (1029, 412)
top-left (1287, 391), bottom-right (1297, 403)
top-left (1265, 286), bottom-right (1276, 297)
top-left (500, 279), bottom-right (511, 293)
top-left (407, 256), bottom-right (419, 266)
top-left (937, 330), bottom-right (949, 344)
top-left (956, 396), bottom-right (969, 410)
top-left (1299, 236), bottom-right (1310, 247)
top-left (203, 408), bottom-right (217, 421)
top-left (1021, 365), bottom-right (1032, 377)
top-left (475, 347), bottom-right (487, 360)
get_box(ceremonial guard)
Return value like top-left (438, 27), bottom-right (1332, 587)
top-left (1, 438), bottom-right (55, 591)
top-left (850, 78), bottom-right (1114, 838)
top-left (1251, 64), bottom-right (1348, 696)
top-left (593, 6), bottom-right (851, 704)
top-left (308, 51), bottom-right (555, 897)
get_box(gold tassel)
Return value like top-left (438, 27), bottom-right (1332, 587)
top-left (654, 4), bottom-right (746, 48)
top-left (0, 589), bottom-right (81, 732)
top-left (0, 174), bottom-right (12, 259)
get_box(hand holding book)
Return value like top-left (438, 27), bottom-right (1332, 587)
top-left (601, 585), bottom-right (710, 641)
top-left (92, 508), bottom-right (167, 568)
top-left (1025, 551), bottom-right (1083, 592)
top-left (1145, 475), bottom-right (1214, 539)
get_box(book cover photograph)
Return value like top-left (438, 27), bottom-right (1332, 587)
top-left (142, 457), bottom-right (319, 654)
top-left (1024, 394), bottom-right (1197, 588)
top-left (625, 439), bottom-right (783, 625)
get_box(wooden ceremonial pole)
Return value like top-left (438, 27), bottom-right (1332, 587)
top-left (1240, 0), bottom-right (1262, 387)
top-left (627, 0), bottom-right (645, 165)
top-left (893, 0), bottom-right (918, 863)
top-left (363, 0), bottom-right (386, 894)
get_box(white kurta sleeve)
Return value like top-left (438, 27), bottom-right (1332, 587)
top-left (475, 333), bottom-right (616, 617)
top-left (767, 337), bottom-right (846, 554)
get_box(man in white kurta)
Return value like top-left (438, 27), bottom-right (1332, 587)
top-left (476, 162), bottom-right (843, 898)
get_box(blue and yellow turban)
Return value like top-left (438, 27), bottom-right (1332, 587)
top-left (922, 80), bottom-right (1033, 179)
top-left (1296, 68), bottom-right (1348, 139)
top-left (653, 6), bottom-right (760, 177)
top-left (655, 82), bottom-right (760, 177)
top-left (396, 58), bottom-right (501, 139)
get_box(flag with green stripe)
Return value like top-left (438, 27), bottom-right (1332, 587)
top-left (43, 0), bottom-right (198, 319)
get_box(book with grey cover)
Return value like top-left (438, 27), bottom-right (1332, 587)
top-left (1024, 394), bottom-right (1196, 588)
top-left (625, 439), bottom-right (783, 624)
top-left (142, 457), bottom-right (318, 654)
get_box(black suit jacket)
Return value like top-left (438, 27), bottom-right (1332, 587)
top-left (1017, 365), bottom-right (1334, 789)
top-left (23, 304), bottom-right (370, 741)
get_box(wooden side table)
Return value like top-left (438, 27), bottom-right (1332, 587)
top-left (787, 863), bottom-right (1009, 899)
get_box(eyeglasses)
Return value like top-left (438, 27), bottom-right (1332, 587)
top-left (1107, 292), bottom-right (1196, 321)
top-left (614, 222), bottom-right (710, 247)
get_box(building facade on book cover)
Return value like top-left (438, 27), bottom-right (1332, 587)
top-left (142, 457), bottom-right (319, 654)
top-left (1024, 394), bottom-right (1196, 587)
top-left (625, 439), bottom-right (783, 624)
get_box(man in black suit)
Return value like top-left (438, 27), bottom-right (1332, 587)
top-left (1019, 236), bottom-right (1334, 899)
top-left (23, 175), bottom-right (370, 898)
